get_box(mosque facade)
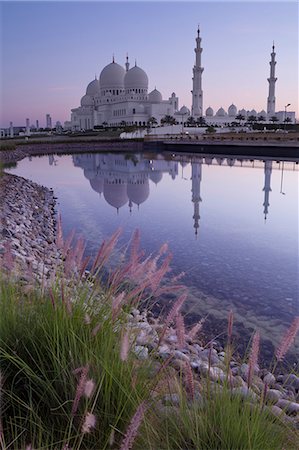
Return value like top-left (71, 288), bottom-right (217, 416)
top-left (66, 29), bottom-right (295, 130)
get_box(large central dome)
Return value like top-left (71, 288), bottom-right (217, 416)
top-left (124, 65), bottom-right (148, 90)
top-left (100, 61), bottom-right (125, 90)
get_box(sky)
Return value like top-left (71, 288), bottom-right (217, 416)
top-left (0, 1), bottom-right (298, 127)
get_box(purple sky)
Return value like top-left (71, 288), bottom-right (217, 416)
top-left (1, 1), bottom-right (298, 127)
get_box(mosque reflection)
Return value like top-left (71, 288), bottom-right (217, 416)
top-left (71, 152), bottom-right (274, 235)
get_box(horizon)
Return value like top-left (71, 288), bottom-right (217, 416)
top-left (1, 1), bottom-right (298, 128)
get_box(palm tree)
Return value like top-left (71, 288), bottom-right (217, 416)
top-left (270, 116), bottom-right (278, 123)
top-left (257, 115), bottom-right (266, 122)
top-left (247, 115), bottom-right (257, 123)
top-left (196, 116), bottom-right (206, 126)
top-left (187, 116), bottom-right (196, 126)
top-left (235, 114), bottom-right (245, 124)
top-left (161, 115), bottom-right (176, 126)
top-left (147, 117), bottom-right (158, 127)
top-left (284, 117), bottom-right (292, 124)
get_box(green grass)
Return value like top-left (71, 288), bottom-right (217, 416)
top-left (1, 272), bottom-right (298, 450)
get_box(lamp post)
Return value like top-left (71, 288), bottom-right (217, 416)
top-left (284, 103), bottom-right (291, 132)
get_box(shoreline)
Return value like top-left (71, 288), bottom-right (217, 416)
top-left (0, 134), bottom-right (299, 166)
top-left (0, 173), bottom-right (60, 283)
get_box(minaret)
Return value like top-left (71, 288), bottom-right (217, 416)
top-left (191, 27), bottom-right (204, 118)
top-left (191, 158), bottom-right (203, 236)
top-left (267, 43), bottom-right (277, 117)
top-left (9, 121), bottom-right (14, 138)
top-left (263, 160), bottom-right (272, 221)
top-left (125, 54), bottom-right (130, 72)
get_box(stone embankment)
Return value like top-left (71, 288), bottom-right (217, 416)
top-left (127, 308), bottom-right (299, 429)
top-left (0, 173), bottom-right (59, 283)
top-left (0, 140), bottom-right (143, 165)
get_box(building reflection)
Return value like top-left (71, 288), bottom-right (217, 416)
top-left (72, 153), bottom-right (276, 235)
top-left (72, 153), bottom-right (178, 213)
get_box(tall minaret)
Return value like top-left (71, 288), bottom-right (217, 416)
top-left (267, 43), bottom-right (277, 117)
top-left (191, 27), bottom-right (204, 118)
top-left (263, 160), bottom-right (272, 221)
top-left (191, 158), bottom-right (203, 236)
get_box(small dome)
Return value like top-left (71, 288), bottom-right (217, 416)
top-left (148, 88), bottom-right (162, 103)
top-left (86, 78), bottom-right (100, 96)
top-left (124, 65), bottom-right (148, 90)
top-left (100, 61), bottom-right (125, 90)
top-left (103, 181), bottom-right (128, 209)
top-left (81, 94), bottom-right (94, 107)
top-left (205, 106), bottom-right (214, 117)
top-left (238, 109), bottom-right (247, 117)
top-left (258, 110), bottom-right (267, 117)
top-left (228, 104), bottom-right (237, 117)
top-left (179, 106), bottom-right (190, 115)
top-left (149, 171), bottom-right (163, 184)
top-left (249, 109), bottom-right (257, 116)
top-left (127, 179), bottom-right (150, 205)
top-left (216, 107), bottom-right (227, 117)
top-left (90, 177), bottom-right (104, 194)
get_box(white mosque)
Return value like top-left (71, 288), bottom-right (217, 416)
top-left (66, 28), bottom-right (295, 130)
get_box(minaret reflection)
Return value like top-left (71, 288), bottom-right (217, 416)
top-left (191, 157), bottom-right (203, 237)
top-left (263, 160), bottom-right (272, 221)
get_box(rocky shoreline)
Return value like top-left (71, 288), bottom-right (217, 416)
top-left (127, 307), bottom-right (299, 430)
top-left (0, 173), bottom-right (60, 283)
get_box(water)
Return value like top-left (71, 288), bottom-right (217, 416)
top-left (8, 151), bottom-right (299, 364)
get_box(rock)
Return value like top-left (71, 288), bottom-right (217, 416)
top-left (162, 394), bottom-right (180, 407)
top-left (133, 345), bottom-right (148, 360)
top-left (269, 405), bottom-right (285, 418)
top-left (279, 374), bottom-right (299, 391)
top-left (174, 350), bottom-right (190, 362)
top-left (265, 389), bottom-right (283, 404)
top-left (232, 386), bottom-right (257, 401)
top-left (276, 399), bottom-right (299, 416)
top-left (208, 367), bottom-right (226, 383)
top-left (263, 373), bottom-right (276, 387)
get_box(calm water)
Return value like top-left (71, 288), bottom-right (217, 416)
top-left (8, 151), bottom-right (299, 363)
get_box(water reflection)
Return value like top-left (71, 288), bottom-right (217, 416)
top-left (71, 153), bottom-right (286, 233)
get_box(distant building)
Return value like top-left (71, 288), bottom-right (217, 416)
top-left (46, 114), bottom-right (52, 129)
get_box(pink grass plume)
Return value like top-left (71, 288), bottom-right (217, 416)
top-left (84, 379), bottom-right (95, 398)
top-left (82, 412), bottom-right (96, 434)
top-left (112, 291), bottom-right (125, 321)
top-left (184, 360), bottom-right (195, 401)
top-left (275, 317), bottom-right (299, 361)
top-left (120, 330), bottom-right (130, 362)
top-left (72, 364), bottom-right (89, 415)
top-left (56, 213), bottom-right (64, 249)
top-left (247, 331), bottom-right (260, 388)
top-left (175, 313), bottom-right (186, 348)
top-left (159, 293), bottom-right (187, 344)
top-left (120, 401), bottom-right (147, 450)
top-left (227, 309), bottom-right (234, 344)
top-left (188, 319), bottom-right (204, 340)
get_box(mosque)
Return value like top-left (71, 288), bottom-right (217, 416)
top-left (66, 28), bottom-right (295, 130)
